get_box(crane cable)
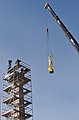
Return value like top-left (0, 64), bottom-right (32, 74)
top-left (46, 27), bottom-right (52, 56)
top-left (45, 10), bottom-right (52, 56)
top-left (45, 10), bottom-right (54, 73)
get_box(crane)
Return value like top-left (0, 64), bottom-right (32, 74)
top-left (44, 3), bottom-right (79, 53)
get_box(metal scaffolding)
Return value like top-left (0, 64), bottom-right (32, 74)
top-left (2, 59), bottom-right (33, 120)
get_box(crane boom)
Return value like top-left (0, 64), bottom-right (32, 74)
top-left (44, 3), bottom-right (79, 53)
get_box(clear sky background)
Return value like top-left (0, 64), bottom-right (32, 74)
top-left (0, 0), bottom-right (79, 120)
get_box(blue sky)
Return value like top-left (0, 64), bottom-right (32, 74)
top-left (0, 0), bottom-right (79, 120)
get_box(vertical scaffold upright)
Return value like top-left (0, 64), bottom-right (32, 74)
top-left (2, 59), bottom-right (33, 120)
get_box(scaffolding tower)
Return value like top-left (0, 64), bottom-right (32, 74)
top-left (2, 59), bottom-right (33, 120)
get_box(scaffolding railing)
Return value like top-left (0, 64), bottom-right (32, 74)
top-left (2, 59), bottom-right (33, 120)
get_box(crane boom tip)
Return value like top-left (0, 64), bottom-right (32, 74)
top-left (44, 2), bottom-right (49, 9)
